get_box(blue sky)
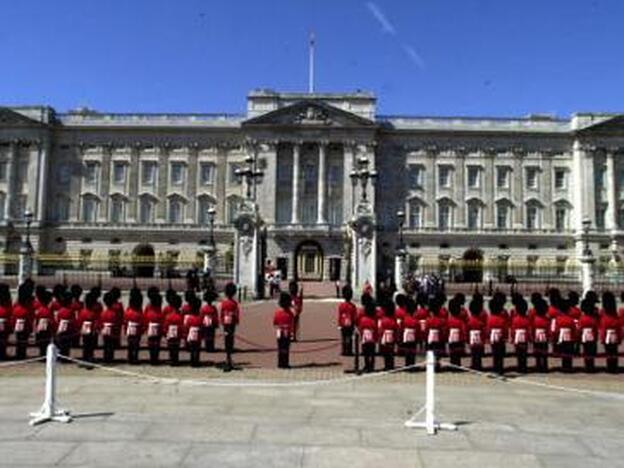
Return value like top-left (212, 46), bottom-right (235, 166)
top-left (2, 0), bottom-right (623, 117)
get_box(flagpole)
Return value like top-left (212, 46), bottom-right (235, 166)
top-left (308, 32), bottom-right (315, 93)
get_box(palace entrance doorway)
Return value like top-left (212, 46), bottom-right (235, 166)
top-left (462, 248), bottom-right (483, 283)
top-left (295, 241), bottom-right (324, 281)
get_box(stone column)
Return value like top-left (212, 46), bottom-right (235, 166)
top-left (187, 146), bottom-right (198, 223)
top-left (36, 140), bottom-right (49, 222)
top-left (291, 142), bottom-right (301, 224)
top-left (317, 142), bottom-right (327, 224)
top-left (99, 145), bottom-right (111, 222)
top-left (127, 145), bottom-right (140, 223)
top-left (156, 146), bottom-right (168, 223)
top-left (425, 147), bottom-right (436, 228)
top-left (6, 141), bottom-right (17, 220)
top-left (605, 149), bottom-right (617, 233)
top-left (216, 144), bottom-right (228, 223)
top-left (455, 150), bottom-right (465, 227)
top-left (342, 142), bottom-right (354, 219)
top-left (483, 150), bottom-right (495, 228)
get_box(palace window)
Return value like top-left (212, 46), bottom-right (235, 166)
top-left (141, 161), bottom-right (157, 186)
top-left (110, 197), bottom-right (125, 223)
top-left (555, 206), bottom-right (568, 232)
top-left (57, 164), bottom-right (71, 185)
top-left (55, 196), bottom-right (70, 222)
top-left (229, 163), bottom-right (242, 185)
top-left (438, 201), bottom-right (452, 231)
top-left (526, 203), bottom-right (540, 230)
top-left (408, 165), bottom-right (424, 189)
top-left (496, 202), bottom-right (511, 229)
top-left (82, 196), bottom-right (98, 223)
top-left (467, 166), bottom-right (480, 189)
top-left (409, 201), bottom-right (423, 229)
top-left (596, 204), bottom-right (607, 230)
top-left (496, 167), bottom-right (510, 189)
top-left (139, 196), bottom-right (154, 224)
top-left (0, 161), bottom-right (7, 182)
top-left (526, 167), bottom-right (539, 190)
top-left (85, 161), bottom-right (98, 185)
top-left (227, 197), bottom-right (242, 224)
top-left (0, 192), bottom-right (5, 220)
top-left (198, 197), bottom-right (216, 226)
top-left (112, 162), bottom-right (126, 185)
top-left (438, 166), bottom-right (452, 188)
top-left (467, 201), bottom-right (481, 230)
top-left (168, 198), bottom-right (184, 224)
top-left (170, 162), bottom-right (185, 186)
top-left (554, 169), bottom-right (567, 190)
top-left (200, 163), bottom-right (215, 185)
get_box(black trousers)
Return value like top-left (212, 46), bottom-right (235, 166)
top-left (56, 332), bottom-right (72, 359)
top-left (605, 343), bottom-right (619, 373)
top-left (224, 325), bottom-right (236, 369)
top-left (470, 346), bottom-right (483, 370)
top-left (559, 341), bottom-right (574, 372)
top-left (582, 341), bottom-right (597, 372)
top-left (127, 336), bottom-right (140, 364)
top-left (362, 342), bottom-right (376, 373)
top-left (203, 327), bottom-right (216, 352)
top-left (448, 343), bottom-right (464, 367)
top-left (188, 341), bottom-right (201, 367)
top-left (36, 332), bottom-right (52, 357)
top-left (403, 342), bottom-right (417, 367)
top-left (148, 337), bottom-right (161, 365)
top-left (534, 342), bottom-right (548, 372)
top-left (82, 334), bottom-right (97, 362)
top-left (277, 337), bottom-right (291, 368)
top-left (491, 343), bottom-right (506, 374)
top-left (0, 337), bottom-right (6, 360)
top-left (340, 327), bottom-right (354, 356)
top-left (103, 336), bottom-right (116, 363)
top-left (515, 344), bottom-right (528, 373)
top-left (380, 344), bottom-right (394, 370)
top-left (15, 331), bottom-right (29, 360)
top-left (168, 339), bottom-right (180, 365)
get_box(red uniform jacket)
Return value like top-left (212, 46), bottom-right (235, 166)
top-left (200, 304), bottom-right (219, 328)
top-left (185, 314), bottom-right (203, 343)
top-left (378, 316), bottom-right (399, 349)
top-left (486, 315), bottom-right (508, 344)
top-left (337, 301), bottom-right (357, 328)
top-left (124, 307), bottom-right (144, 337)
top-left (56, 306), bottom-right (76, 335)
top-left (425, 315), bottom-right (447, 345)
top-left (163, 311), bottom-right (183, 341)
top-left (220, 298), bottom-right (240, 326)
top-left (554, 314), bottom-right (576, 343)
top-left (402, 314), bottom-right (419, 343)
top-left (357, 315), bottom-right (378, 344)
top-left (273, 307), bottom-right (295, 339)
top-left (77, 307), bottom-right (98, 336)
top-left (578, 314), bottom-right (599, 344)
top-left (466, 314), bottom-right (486, 347)
top-left (12, 303), bottom-right (34, 335)
top-left (531, 315), bottom-right (550, 344)
top-left (100, 308), bottom-right (121, 338)
top-left (144, 305), bottom-right (163, 338)
top-left (414, 307), bottom-right (429, 336)
top-left (599, 314), bottom-right (622, 345)
top-left (569, 306), bottom-right (582, 321)
top-left (395, 307), bottom-right (407, 330)
top-left (34, 305), bottom-right (56, 335)
top-left (510, 315), bottom-right (531, 345)
top-left (446, 315), bottom-right (467, 344)
top-left (0, 304), bottom-right (12, 336)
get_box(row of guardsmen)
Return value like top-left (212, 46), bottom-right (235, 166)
top-left (0, 280), bottom-right (244, 369)
top-left (334, 286), bottom-right (623, 373)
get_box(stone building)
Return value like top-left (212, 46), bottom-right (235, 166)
top-left (0, 90), bottom-right (623, 284)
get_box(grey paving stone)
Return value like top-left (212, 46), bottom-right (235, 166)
top-left (303, 446), bottom-right (421, 468)
top-left (361, 427), bottom-right (473, 450)
top-left (34, 420), bottom-right (149, 442)
top-left (254, 423), bottom-right (360, 446)
top-left (182, 443), bottom-right (304, 468)
top-left (140, 421), bottom-right (256, 443)
top-left (581, 435), bottom-right (624, 458)
top-left (60, 441), bottom-right (191, 467)
top-left (466, 430), bottom-right (590, 456)
top-left (0, 441), bottom-right (77, 465)
top-left (538, 455), bottom-right (624, 468)
top-left (0, 421), bottom-right (42, 440)
top-left (419, 449), bottom-right (542, 468)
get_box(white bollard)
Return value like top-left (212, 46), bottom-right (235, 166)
top-left (29, 343), bottom-right (72, 426)
top-left (405, 350), bottom-right (457, 435)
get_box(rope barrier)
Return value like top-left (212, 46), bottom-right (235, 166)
top-left (0, 355), bottom-right (46, 367)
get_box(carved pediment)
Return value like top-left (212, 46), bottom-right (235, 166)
top-left (243, 101), bottom-right (375, 128)
top-left (0, 108), bottom-right (44, 128)
top-left (577, 114), bottom-right (624, 135)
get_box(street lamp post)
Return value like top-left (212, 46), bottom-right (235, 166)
top-left (18, 209), bottom-right (34, 285)
top-left (394, 210), bottom-right (407, 293)
top-left (203, 207), bottom-right (217, 274)
top-left (349, 155), bottom-right (378, 203)
top-left (579, 217), bottom-right (596, 296)
top-left (235, 154), bottom-right (264, 202)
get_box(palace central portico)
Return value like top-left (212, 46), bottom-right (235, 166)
top-left (2, 89), bottom-right (624, 288)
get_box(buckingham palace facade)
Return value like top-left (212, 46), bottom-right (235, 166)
top-left (1, 89), bottom-right (624, 284)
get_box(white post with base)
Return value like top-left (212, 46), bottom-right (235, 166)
top-left (405, 350), bottom-right (457, 435)
top-left (29, 343), bottom-right (72, 426)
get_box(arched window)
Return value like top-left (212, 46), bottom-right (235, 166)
top-left (0, 192), bottom-right (6, 220)
top-left (168, 197), bottom-right (185, 224)
top-left (110, 195), bottom-right (126, 223)
top-left (554, 201), bottom-right (571, 232)
top-left (495, 199), bottom-right (513, 230)
top-left (139, 195), bottom-right (156, 224)
top-left (81, 195), bottom-right (99, 223)
top-left (525, 200), bottom-right (543, 230)
top-left (227, 196), bottom-right (243, 224)
top-left (437, 198), bottom-right (454, 231)
top-left (408, 198), bottom-right (425, 229)
top-left (55, 195), bottom-right (70, 222)
top-left (466, 199), bottom-right (484, 230)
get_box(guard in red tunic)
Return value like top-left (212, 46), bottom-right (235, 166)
top-left (466, 296), bottom-right (486, 370)
top-left (401, 297), bottom-right (419, 367)
top-left (273, 292), bottom-right (295, 368)
top-left (0, 284), bottom-right (13, 360)
top-left (163, 294), bottom-right (183, 365)
top-left (357, 295), bottom-right (378, 373)
top-left (378, 300), bottom-right (398, 370)
top-left (144, 289), bottom-right (164, 365)
top-left (124, 288), bottom-right (144, 364)
top-left (578, 297), bottom-right (599, 372)
top-left (531, 297), bottom-right (550, 372)
top-left (55, 291), bottom-right (76, 358)
top-left (78, 292), bottom-right (99, 362)
top-left (100, 292), bottom-right (120, 363)
top-left (414, 293), bottom-right (430, 352)
top-left (181, 290), bottom-right (197, 328)
top-left (553, 298), bottom-right (576, 372)
top-left (185, 297), bottom-right (203, 367)
top-left (109, 287), bottom-right (124, 349)
top-left (49, 284), bottom-right (66, 322)
top-left (337, 285), bottom-right (357, 356)
top-left (289, 281), bottom-right (303, 342)
top-left (600, 292), bottom-right (621, 373)
top-left (510, 296), bottom-right (531, 373)
top-left (425, 295), bottom-right (447, 360)
top-left (69, 284), bottom-right (84, 348)
top-left (487, 297), bottom-right (508, 374)
top-left (220, 283), bottom-right (240, 371)
top-left (13, 283), bottom-right (35, 360)
top-left (34, 290), bottom-right (55, 357)
top-left (200, 289), bottom-right (219, 352)
top-left (446, 298), bottom-right (466, 368)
